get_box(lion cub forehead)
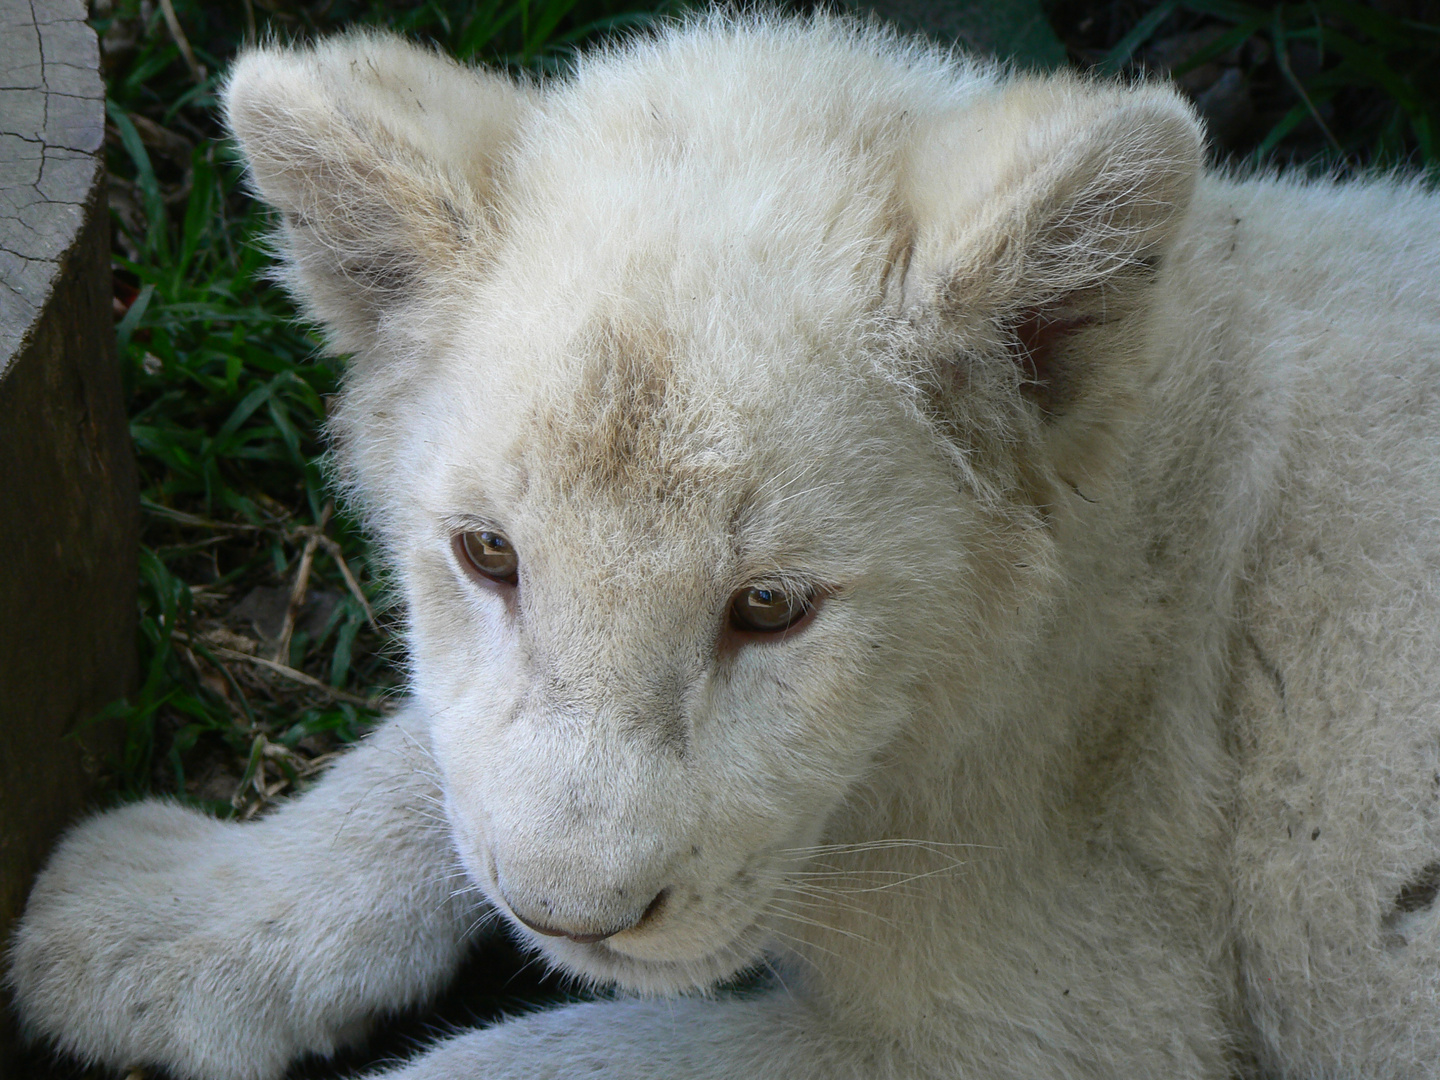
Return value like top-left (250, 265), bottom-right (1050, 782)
top-left (511, 317), bottom-right (737, 504)
top-left (482, 24), bottom-right (995, 320)
top-left (425, 297), bottom-right (894, 549)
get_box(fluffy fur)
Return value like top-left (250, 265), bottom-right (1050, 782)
top-left (10, 14), bottom-right (1440, 1079)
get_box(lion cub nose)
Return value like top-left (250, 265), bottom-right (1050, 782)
top-left (504, 889), bottom-right (666, 944)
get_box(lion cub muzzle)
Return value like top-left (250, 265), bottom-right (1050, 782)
top-left (463, 689), bottom-right (699, 948)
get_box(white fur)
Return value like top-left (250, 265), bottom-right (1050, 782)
top-left (10, 14), bottom-right (1440, 1079)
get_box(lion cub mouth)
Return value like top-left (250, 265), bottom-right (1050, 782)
top-left (515, 858), bottom-right (785, 986)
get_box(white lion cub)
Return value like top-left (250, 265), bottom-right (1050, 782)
top-left (10, 13), bottom-right (1440, 1080)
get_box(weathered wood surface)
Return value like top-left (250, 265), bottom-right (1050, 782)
top-left (0, 0), bottom-right (107, 368)
top-left (0, 0), bottom-right (136, 1069)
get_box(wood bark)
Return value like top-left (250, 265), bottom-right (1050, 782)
top-left (0, 0), bottom-right (135, 1068)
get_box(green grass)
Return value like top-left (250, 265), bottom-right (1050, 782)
top-left (102, 116), bottom-right (383, 812)
top-left (1053, 0), bottom-right (1440, 172)
top-left (1144, 1), bottom-right (1439, 166)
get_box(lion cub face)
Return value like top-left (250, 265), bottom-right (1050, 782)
top-left (394, 287), bottom-right (978, 991)
top-left (225, 18), bottom-right (1201, 990)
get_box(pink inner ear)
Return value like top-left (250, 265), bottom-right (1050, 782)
top-left (1013, 309), bottom-right (1092, 401)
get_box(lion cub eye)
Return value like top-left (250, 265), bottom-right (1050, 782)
top-left (729, 586), bottom-right (813, 634)
top-left (455, 530), bottom-right (519, 585)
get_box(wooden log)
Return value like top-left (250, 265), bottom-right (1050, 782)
top-left (0, 0), bottom-right (136, 1067)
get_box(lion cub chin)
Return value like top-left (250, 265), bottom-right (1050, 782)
top-left (10, 13), bottom-right (1440, 1080)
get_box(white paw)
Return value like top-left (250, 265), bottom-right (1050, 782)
top-left (8, 801), bottom-right (322, 1080)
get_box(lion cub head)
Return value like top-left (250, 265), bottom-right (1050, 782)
top-left (225, 15), bottom-right (1200, 993)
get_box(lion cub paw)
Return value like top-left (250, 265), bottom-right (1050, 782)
top-left (8, 801), bottom-right (304, 1080)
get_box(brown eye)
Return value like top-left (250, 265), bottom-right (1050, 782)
top-left (455, 530), bottom-right (519, 585)
top-left (729, 586), bottom-right (812, 634)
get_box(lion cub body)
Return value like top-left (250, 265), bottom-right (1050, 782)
top-left (10, 16), bottom-right (1440, 1080)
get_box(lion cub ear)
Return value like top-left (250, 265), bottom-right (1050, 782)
top-left (224, 32), bottom-right (529, 355)
top-left (900, 76), bottom-right (1204, 494)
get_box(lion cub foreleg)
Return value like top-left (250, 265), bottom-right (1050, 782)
top-left (7, 707), bottom-right (483, 1080)
top-left (360, 997), bottom-right (869, 1080)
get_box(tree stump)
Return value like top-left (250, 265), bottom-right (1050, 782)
top-left (0, 0), bottom-right (136, 1066)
